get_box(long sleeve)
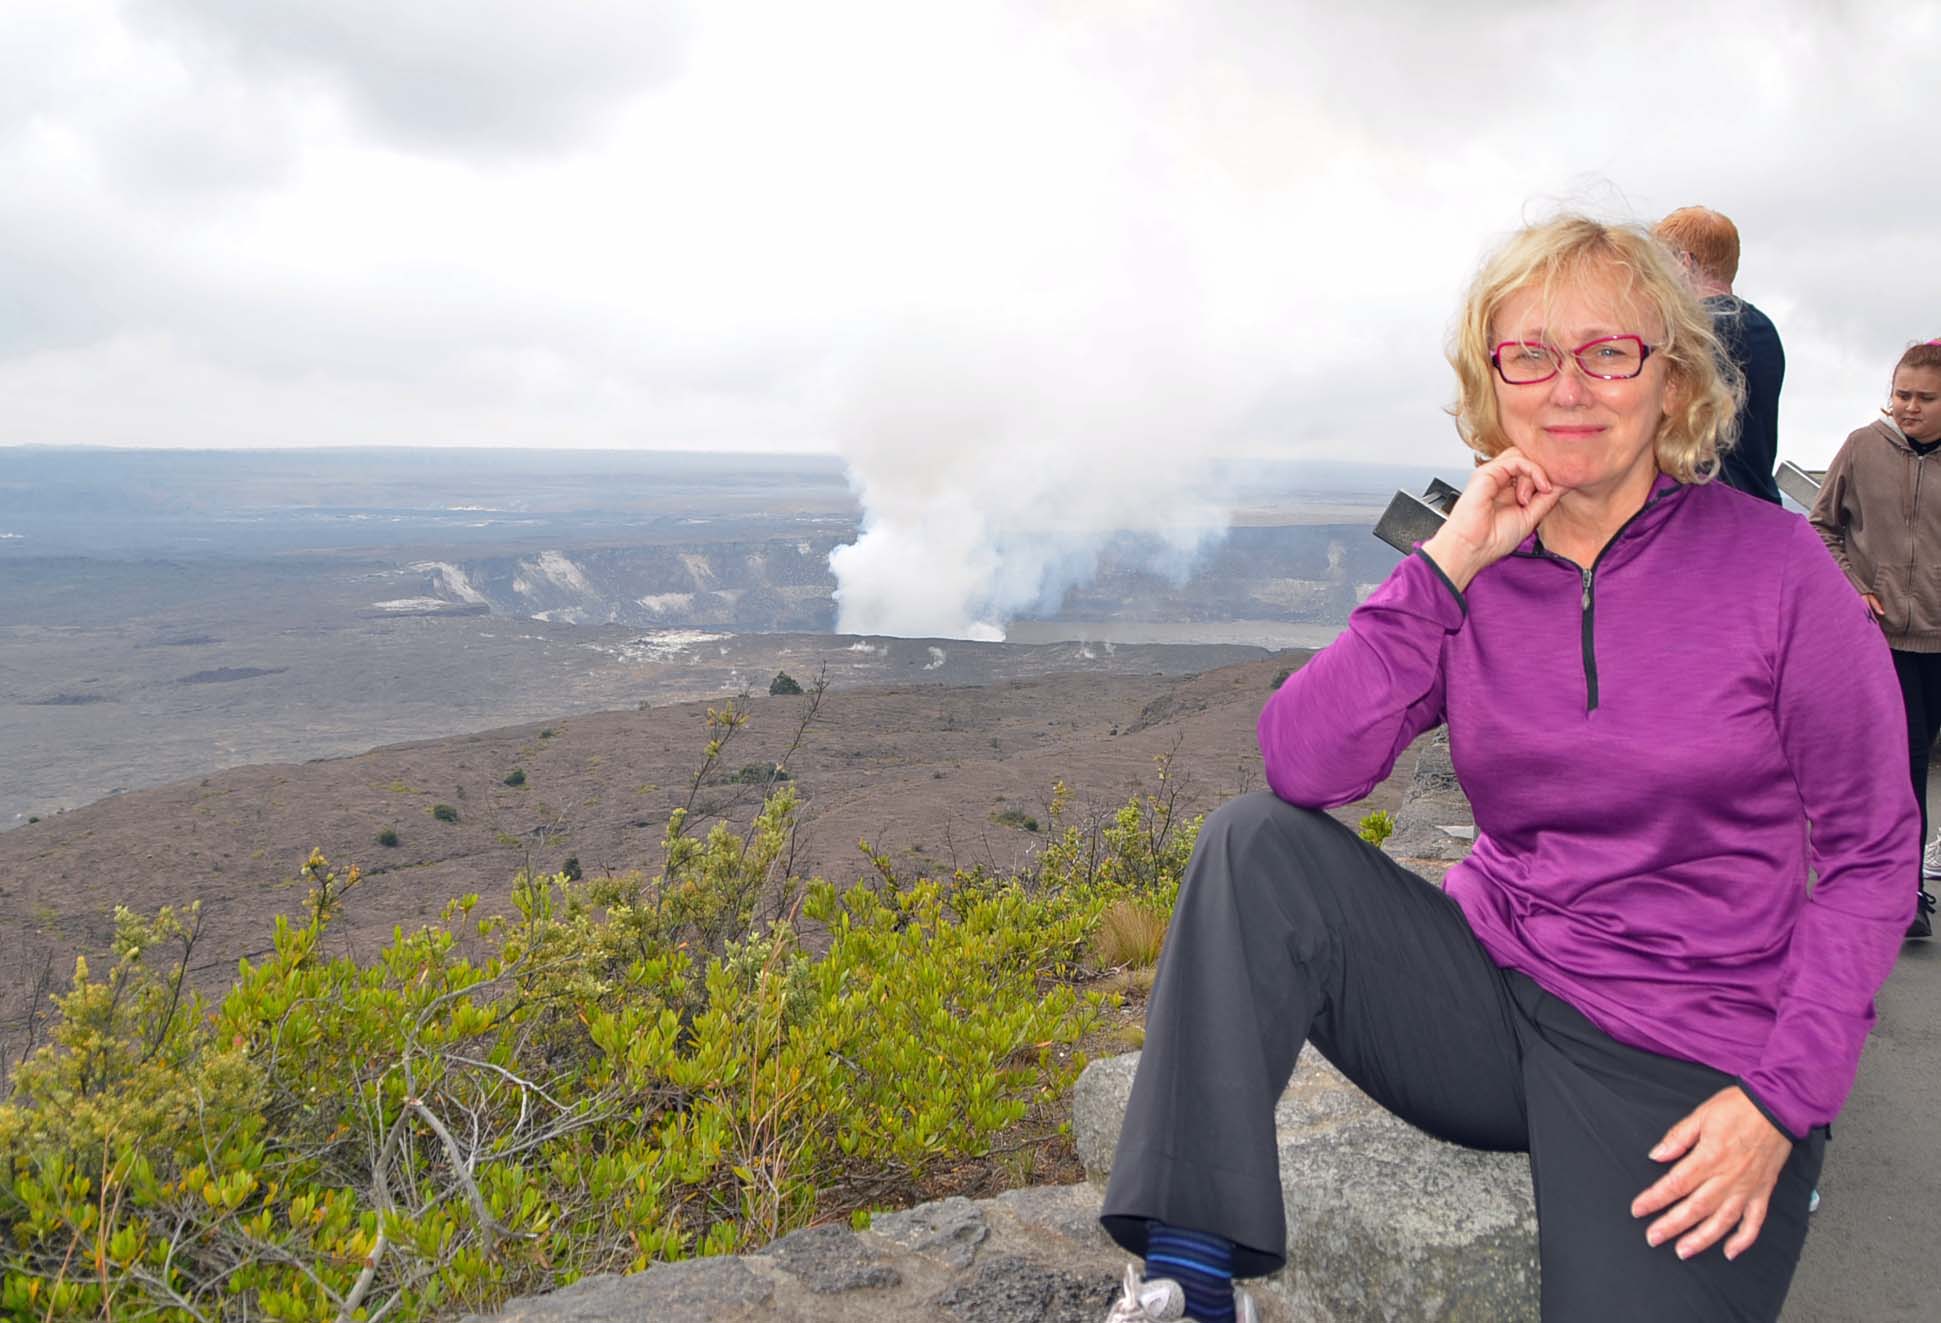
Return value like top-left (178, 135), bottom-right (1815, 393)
top-left (1738, 519), bottom-right (1916, 1137)
top-left (1808, 438), bottom-right (1863, 595)
top-left (1258, 549), bottom-right (1463, 809)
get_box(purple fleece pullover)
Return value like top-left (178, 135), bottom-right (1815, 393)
top-left (1259, 474), bottom-right (1915, 1139)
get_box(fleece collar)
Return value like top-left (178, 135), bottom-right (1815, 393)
top-left (1513, 471), bottom-right (1689, 571)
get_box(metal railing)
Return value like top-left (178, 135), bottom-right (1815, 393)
top-left (1775, 461), bottom-right (1824, 509)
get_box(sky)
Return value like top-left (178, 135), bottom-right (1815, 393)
top-left (3, 1), bottom-right (1937, 635)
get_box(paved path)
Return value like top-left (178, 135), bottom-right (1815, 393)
top-left (1784, 792), bottom-right (1939, 1321)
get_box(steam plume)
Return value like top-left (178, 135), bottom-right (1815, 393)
top-left (829, 315), bottom-right (1234, 640)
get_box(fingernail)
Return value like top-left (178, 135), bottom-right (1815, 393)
top-left (1677, 1245), bottom-right (1693, 1260)
top-left (1645, 1232), bottom-right (1661, 1247)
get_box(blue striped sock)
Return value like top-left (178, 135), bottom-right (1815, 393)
top-left (1144, 1222), bottom-right (1236, 1322)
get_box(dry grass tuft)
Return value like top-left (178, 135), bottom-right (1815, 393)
top-left (1091, 898), bottom-right (1168, 970)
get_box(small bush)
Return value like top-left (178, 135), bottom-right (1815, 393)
top-left (1358, 809), bottom-right (1395, 847)
top-left (561, 854), bottom-right (583, 882)
top-left (503, 769), bottom-right (527, 787)
top-left (992, 808), bottom-right (1039, 833)
top-left (769, 671), bottom-right (804, 696)
top-left (720, 762), bottom-right (790, 786)
top-left (377, 827), bottom-right (400, 848)
top-left (1270, 667), bottom-right (1294, 689)
top-left (0, 697), bottom-right (1208, 1323)
top-left (431, 803), bottom-right (459, 823)
top-left (0, 803), bottom-right (1124, 1322)
top-left (539, 727), bottom-right (556, 739)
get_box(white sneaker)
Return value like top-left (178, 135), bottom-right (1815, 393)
top-left (1922, 834), bottom-right (1941, 880)
top-left (1102, 1263), bottom-right (1259, 1323)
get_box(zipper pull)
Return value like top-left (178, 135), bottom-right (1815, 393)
top-left (1580, 567), bottom-right (1592, 609)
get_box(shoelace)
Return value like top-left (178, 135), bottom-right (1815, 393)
top-left (1104, 1264), bottom-right (1185, 1322)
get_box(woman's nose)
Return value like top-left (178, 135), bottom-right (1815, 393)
top-left (1548, 361), bottom-right (1593, 403)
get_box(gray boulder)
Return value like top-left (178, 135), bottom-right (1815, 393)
top-left (1381, 729), bottom-right (1476, 884)
top-left (1073, 1050), bottom-right (1539, 1322)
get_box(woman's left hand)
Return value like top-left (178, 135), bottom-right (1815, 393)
top-left (1630, 1086), bottom-right (1793, 1260)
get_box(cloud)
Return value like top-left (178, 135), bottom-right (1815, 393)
top-left (0, 0), bottom-right (1935, 484)
top-left (132, 0), bottom-right (691, 158)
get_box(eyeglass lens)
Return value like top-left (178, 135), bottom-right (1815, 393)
top-left (1496, 338), bottom-right (1645, 383)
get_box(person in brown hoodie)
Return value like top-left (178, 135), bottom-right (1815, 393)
top-left (1810, 339), bottom-right (1941, 938)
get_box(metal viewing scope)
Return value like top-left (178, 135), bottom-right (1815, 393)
top-left (1372, 478), bottom-right (1464, 554)
top-left (1373, 462), bottom-right (1829, 555)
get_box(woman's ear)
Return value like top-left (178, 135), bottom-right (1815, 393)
top-left (1661, 369), bottom-right (1685, 416)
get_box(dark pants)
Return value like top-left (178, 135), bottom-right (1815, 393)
top-left (1100, 793), bottom-right (1824, 1322)
top-left (1891, 648), bottom-right (1941, 888)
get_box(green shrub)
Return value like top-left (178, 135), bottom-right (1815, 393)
top-left (503, 769), bottom-right (526, 787)
top-left (1357, 809), bottom-right (1396, 847)
top-left (0, 703), bottom-right (1208, 1322)
top-left (768, 672), bottom-right (804, 696)
top-left (431, 803), bottom-right (459, 823)
top-left (377, 827), bottom-right (400, 848)
top-left (721, 762), bottom-right (790, 786)
top-left (992, 808), bottom-right (1039, 833)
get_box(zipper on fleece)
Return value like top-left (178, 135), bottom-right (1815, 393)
top-left (1907, 452), bottom-right (1925, 638)
top-left (1578, 565), bottom-right (1597, 710)
top-left (1511, 493), bottom-right (1665, 714)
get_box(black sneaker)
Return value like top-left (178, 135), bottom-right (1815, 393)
top-left (1911, 889), bottom-right (1936, 940)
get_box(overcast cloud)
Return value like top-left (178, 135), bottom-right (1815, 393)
top-left (2, 1), bottom-right (1937, 633)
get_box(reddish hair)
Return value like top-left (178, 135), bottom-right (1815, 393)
top-left (1653, 207), bottom-right (1741, 286)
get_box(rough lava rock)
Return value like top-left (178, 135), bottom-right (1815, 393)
top-left (1073, 1049), bottom-right (1538, 1322)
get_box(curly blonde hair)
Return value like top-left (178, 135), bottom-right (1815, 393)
top-left (1448, 215), bottom-right (1742, 484)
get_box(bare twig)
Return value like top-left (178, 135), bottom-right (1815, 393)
top-left (139, 905), bottom-right (203, 1067)
top-left (124, 1267), bottom-right (213, 1323)
top-left (738, 666), bottom-right (827, 853)
top-left (337, 1105), bottom-right (410, 1323)
top-left (402, 1096), bottom-right (528, 1252)
top-left (445, 1052), bottom-right (570, 1114)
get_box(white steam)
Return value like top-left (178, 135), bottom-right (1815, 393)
top-left (828, 316), bottom-right (1235, 640)
top-left (820, 8), bottom-right (1275, 642)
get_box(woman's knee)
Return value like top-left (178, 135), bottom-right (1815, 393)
top-left (1185, 793), bottom-right (1358, 914)
top-left (1199, 792), bottom-right (1348, 859)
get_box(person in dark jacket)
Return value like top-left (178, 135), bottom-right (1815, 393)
top-left (1809, 339), bottom-right (1941, 938)
top-left (1654, 207), bottom-right (1785, 504)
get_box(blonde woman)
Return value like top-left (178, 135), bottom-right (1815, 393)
top-left (1099, 216), bottom-right (1913, 1323)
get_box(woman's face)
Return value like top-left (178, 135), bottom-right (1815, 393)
top-left (1489, 270), bottom-right (1675, 503)
top-left (1891, 366), bottom-right (1941, 444)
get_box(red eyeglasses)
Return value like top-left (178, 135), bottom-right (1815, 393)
top-left (1491, 335), bottom-right (1656, 385)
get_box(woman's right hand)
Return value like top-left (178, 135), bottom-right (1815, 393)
top-left (1861, 592), bottom-right (1886, 620)
top-left (1421, 447), bottom-right (1563, 592)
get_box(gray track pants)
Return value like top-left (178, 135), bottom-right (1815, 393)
top-left (1099, 793), bottom-right (1825, 1322)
